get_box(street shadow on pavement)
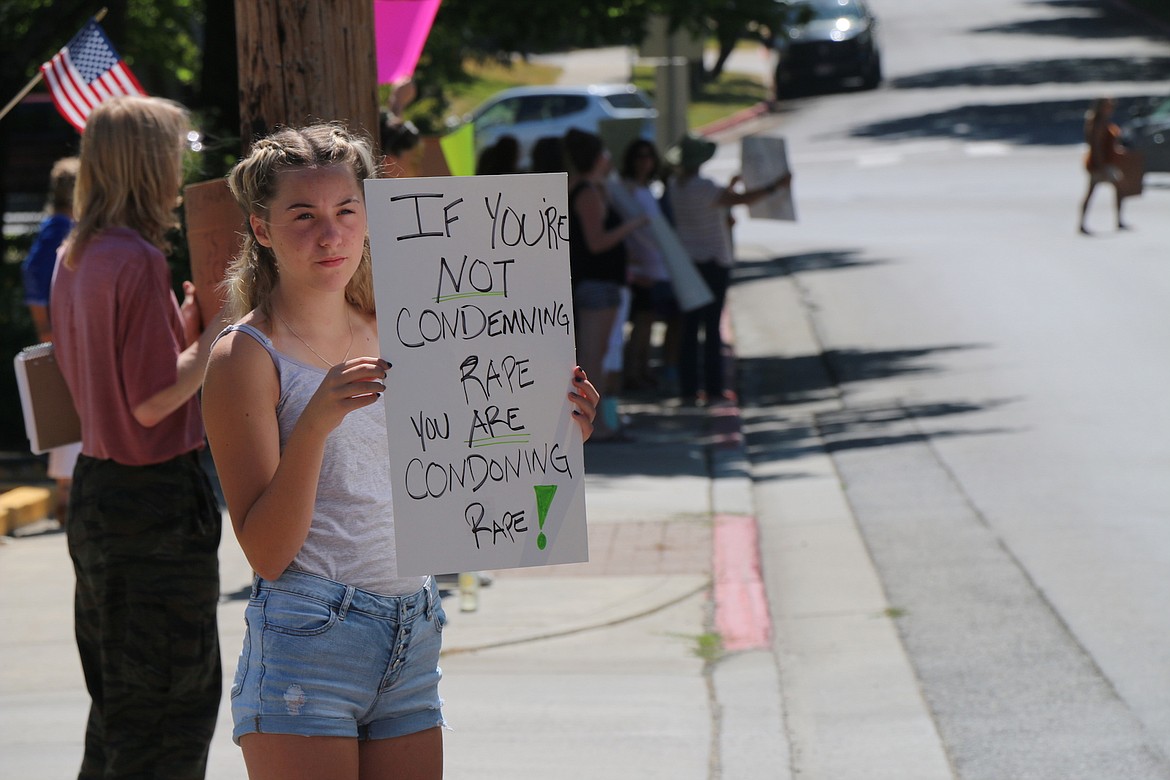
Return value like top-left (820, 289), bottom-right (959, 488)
top-left (848, 95), bottom-right (1164, 147)
top-left (890, 59), bottom-right (1170, 90)
top-left (972, 0), bottom-right (1163, 41)
top-left (737, 343), bottom-right (991, 407)
top-left (732, 249), bottom-right (885, 283)
top-left (582, 406), bottom-right (713, 473)
top-left (736, 338), bottom-right (1020, 478)
top-left (812, 400), bottom-right (1020, 453)
top-left (741, 400), bottom-right (1018, 480)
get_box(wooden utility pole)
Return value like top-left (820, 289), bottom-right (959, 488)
top-left (234, 0), bottom-right (379, 150)
top-left (186, 1), bottom-right (378, 325)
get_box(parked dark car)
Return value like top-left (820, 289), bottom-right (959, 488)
top-left (773, 0), bottom-right (882, 98)
top-left (1121, 96), bottom-right (1170, 173)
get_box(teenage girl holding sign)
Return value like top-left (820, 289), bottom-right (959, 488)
top-left (202, 123), bottom-right (599, 779)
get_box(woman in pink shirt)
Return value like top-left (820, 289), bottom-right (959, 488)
top-left (50, 96), bottom-right (228, 779)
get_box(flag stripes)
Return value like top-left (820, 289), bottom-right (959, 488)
top-left (39, 19), bottom-right (146, 132)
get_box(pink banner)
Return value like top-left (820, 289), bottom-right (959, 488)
top-left (375, 0), bottom-right (442, 85)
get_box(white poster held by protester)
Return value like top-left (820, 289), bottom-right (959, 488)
top-left (365, 173), bottom-right (588, 576)
top-left (741, 135), bottom-right (796, 221)
top-left (607, 176), bottom-right (714, 312)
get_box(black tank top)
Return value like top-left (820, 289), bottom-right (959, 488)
top-left (568, 182), bottom-right (627, 286)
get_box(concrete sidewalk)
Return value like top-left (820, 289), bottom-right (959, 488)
top-left (0, 398), bottom-right (748, 779)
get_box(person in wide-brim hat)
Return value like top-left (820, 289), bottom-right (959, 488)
top-left (665, 133), bottom-right (717, 171)
top-left (664, 133), bottom-right (792, 406)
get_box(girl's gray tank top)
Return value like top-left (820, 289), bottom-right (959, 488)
top-left (222, 323), bottom-right (427, 596)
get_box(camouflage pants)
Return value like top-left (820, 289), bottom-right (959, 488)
top-left (68, 452), bottom-right (222, 780)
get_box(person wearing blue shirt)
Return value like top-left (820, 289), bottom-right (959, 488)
top-left (22, 157), bottom-right (78, 343)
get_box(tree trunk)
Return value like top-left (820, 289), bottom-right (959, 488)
top-left (708, 37), bottom-right (737, 81)
top-left (234, 0), bottom-right (378, 151)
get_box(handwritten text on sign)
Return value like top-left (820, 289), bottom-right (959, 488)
top-left (365, 173), bottom-right (588, 576)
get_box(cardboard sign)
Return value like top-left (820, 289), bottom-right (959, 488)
top-left (183, 178), bottom-right (243, 326)
top-left (741, 135), bottom-right (797, 222)
top-left (365, 173), bottom-right (588, 576)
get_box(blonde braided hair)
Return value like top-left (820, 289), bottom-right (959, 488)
top-left (222, 123), bottom-right (381, 321)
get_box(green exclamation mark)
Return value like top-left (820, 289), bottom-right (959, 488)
top-left (534, 485), bottom-right (557, 550)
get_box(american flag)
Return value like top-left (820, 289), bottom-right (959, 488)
top-left (40, 18), bottom-right (146, 132)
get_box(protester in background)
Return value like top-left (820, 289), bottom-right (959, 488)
top-left (203, 122), bottom-right (599, 779)
top-left (476, 134), bottom-right (521, 175)
top-left (1079, 97), bottom-right (1130, 235)
top-left (665, 133), bottom-right (790, 406)
top-left (598, 269), bottom-right (632, 434)
top-left (21, 155), bottom-right (80, 525)
top-left (565, 128), bottom-right (647, 441)
top-left (50, 95), bottom-right (225, 779)
top-left (22, 156), bottom-right (77, 343)
top-left (618, 139), bottom-right (679, 394)
top-left (381, 77), bottom-right (421, 159)
top-left (530, 135), bottom-right (567, 173)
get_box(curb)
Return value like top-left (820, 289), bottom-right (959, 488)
top-left (0, 486), bottom-right (53, 536)
top-left (709, 314), bottom-right (772, 654)
top-left (695, 101), bottom-right (772, 137)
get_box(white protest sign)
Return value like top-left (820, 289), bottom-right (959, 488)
top-left (606, 176), bottom-right (713, 312)
top-left (365, 173), bottom-right (588, 576)
top-left (741, 135), bottom-right (797, 222)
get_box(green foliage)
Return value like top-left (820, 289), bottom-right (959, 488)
top-left (691, 631), bottom-right (724, 662)
top-left (633, 66), bottom-right (768, 129)
top-left (0, 1), bottom-right (202, 97)
top-left (122, 0), bottom-right (204, 96)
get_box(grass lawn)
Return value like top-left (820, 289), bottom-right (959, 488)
top-left (632, 67), bottom-right (769, 129)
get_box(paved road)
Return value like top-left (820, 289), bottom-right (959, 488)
top-left (722, 0), bottom-right (1170, 777)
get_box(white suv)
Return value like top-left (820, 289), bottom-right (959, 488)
top-left (463, 84), bottom-right (657, 169)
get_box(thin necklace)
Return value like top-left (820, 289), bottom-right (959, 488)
top-left (277, 310), bottom-right (354, 369)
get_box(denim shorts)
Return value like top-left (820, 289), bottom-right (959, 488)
top-left (231, 570), bottom-right (446, 744)
top-left (573, 279), bottom-right (623, 310)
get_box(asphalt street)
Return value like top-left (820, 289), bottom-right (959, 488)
top-left (725, 0), bottom-right (1170, 777)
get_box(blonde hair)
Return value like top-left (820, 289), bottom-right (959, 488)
top-left (48, 156), bottom-right (80, 214)
top-left (65, 96), bottom-right (189, 268)
top-left (223, 123), bottom-right (380, 321)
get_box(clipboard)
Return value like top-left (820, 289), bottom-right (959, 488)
top-left (13, 342), bottom-right (81, 454)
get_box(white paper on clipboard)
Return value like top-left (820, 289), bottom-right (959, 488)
top-left (741, 135), bottom-right (796, 222)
